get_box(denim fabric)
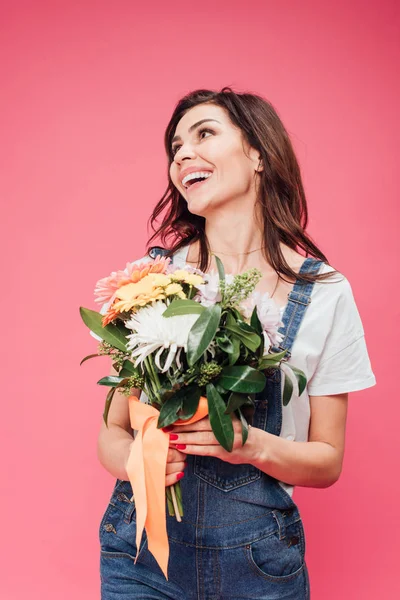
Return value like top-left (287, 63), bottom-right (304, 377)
top-left (99, 248), bottom-right (323, 599)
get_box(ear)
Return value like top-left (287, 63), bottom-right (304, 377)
top-left (255, 157), bottom-right (263, 173)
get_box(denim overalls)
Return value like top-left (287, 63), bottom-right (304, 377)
top-left (99, 247), bottom-right (323, 599)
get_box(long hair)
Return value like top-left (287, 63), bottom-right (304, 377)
top-left (147, 86), bottom-right (340, 285)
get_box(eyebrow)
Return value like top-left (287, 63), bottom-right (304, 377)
top-left (171, 119), bottom-right (222, 145)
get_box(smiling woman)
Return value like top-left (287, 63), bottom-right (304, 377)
top-left (97, 86), bottom-right (376, 600)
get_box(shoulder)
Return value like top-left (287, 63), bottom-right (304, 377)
top-left (314, 262), bottom-right (354, 302)
top-left (310, 262), bottom-right (365, 338)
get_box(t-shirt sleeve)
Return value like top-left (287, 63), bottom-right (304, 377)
top-left (88, 254), bottom-right (152, 342)
top-left (307, 276), bottom-right (376, 396)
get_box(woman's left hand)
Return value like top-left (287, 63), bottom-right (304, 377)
top-left (165, 413), bottom-right (260, 465)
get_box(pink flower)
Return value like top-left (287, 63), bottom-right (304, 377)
top-left (94, 255), bottom-right (170, 306)
top-left (195, 271), bottom-right (234, 307)
top-left (240, 291), bottom-right (284, 351)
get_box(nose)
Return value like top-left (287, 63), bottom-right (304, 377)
top-left (173, 143), bottom-right (197, 165)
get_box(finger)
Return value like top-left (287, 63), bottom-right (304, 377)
top-left (165, 417), bottom-right (213, 433)
top-left (165, 460), bottom-right (186, 475)
top-left (165, 471), bottom-right (185, 487)
top-left (167, 447), bottom-right (187, 463)
top-left (170, 430), bottom-right (220, 445)
top-left (171, 444), bottom-right (218, 456)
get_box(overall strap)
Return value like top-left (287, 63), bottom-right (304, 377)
top-left (270, 257), bottom-right (324, 360)
top-left (148, 246), bottom-right (174, 264)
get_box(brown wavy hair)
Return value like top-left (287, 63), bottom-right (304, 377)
top-left (147, 86), bottom-right (340, 286)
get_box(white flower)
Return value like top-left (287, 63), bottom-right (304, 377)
top-left (239, 291), bottom-right (284, 352)
top-left (196, 270), bottom-right (234, 307)
top-left (124, 300), bottom-right (200, 372)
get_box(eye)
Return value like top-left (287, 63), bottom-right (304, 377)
top-left (171, 127), bottom-right (214, 157)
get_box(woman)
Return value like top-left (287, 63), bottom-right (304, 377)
top-left (95, 87), bottom-right (376, 599)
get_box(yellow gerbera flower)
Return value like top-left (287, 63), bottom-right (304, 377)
top-left (149, 273), bottom-right (172, 286)
top-left (170, 270), bottom-right (205, 287)
top-left (165, 283), bottom-right (186, 298)
top-left (112, 274), bottom-right (166, 312)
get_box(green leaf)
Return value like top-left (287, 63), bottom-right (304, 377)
top-left (224, 392), bottom-right (250, 414)
top-left (97, 375), bottom-right (127, 386)
top-left (206, 383), bottom-right (234, 452)
top-left (114, 319), bottom-right (133, 338)
top-left (237, 407), bottom-right (249, 445)
top-left (228, 336), bottom-right (241, 366)
top-left (118, 368), bottom-right (136, 379)
top-left (258, 349), bottom-right (288, 370)
top-left (224, 312), bottom-right (260, 352)
top-left (103, 386), bottom-right (117, 427)
top-left (231, 308), bottom-right (243, 321)
top-left (162, 299), bottom-right (205, 317)
top-left (157, 390), bottom-right (185, 428)
top-left (219, 366), bottom-right (266, 393)
top-left (214, 254), bottom-right (225, 282)
top-left (79, 353), bottom-right (101, 366)
top-left (282, 371), bottom-right (294, 406)
top-left (79, 307), bottom-right (128, 352)
top-left (118, 360), bottom-right (141, 379)
top-left (120, 360), bottom-right (138, 373)
top-left (237, 320), bottom-right (258, 334)
top-left (214, 383), bottom-right (228, 396)
top-left (289, 366), bottom-right (307, 396)
top-left (176, 386), bottom-right (201, 421)
top-left (250, 306), bottom-right (262, 334)
top-left (258, 333), bottom-right (265, 358)
top-left (216, 334), bottom-right (234, 353)
top-left (187, 304), bottom-right (221, 366)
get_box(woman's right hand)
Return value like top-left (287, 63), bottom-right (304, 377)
top-left (165, 446), bottom-right (186, 487)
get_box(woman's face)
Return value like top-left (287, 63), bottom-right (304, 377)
top-left (169, 103), bottom-right (262, 217)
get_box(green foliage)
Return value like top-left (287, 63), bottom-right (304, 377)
top-left (220, 268), bottom-right (262, 308)
top-left (187, 304), bottom-right (221, 366)
top-left (162, 299), bottom-right (206, 317)
top-left (206, 383), bottom-right (235, 452)
top-left (224, 312), bottom-right (260, 352)
top-left (79, 307), bottom-right (128, 352)
top-left (219, 365), bottom-right (266, 394)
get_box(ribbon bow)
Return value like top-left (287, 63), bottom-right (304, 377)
top-left (126, 395), bottom-right (209, 580)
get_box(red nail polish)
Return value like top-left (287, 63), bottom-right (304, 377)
top-left (162, 425), bottom-right (173, 432)
top-left (169, 434), bottom-right (179, 440)
top-left (176, 472), bottom-right (185, 480)
top-left (175, 443), bottom-right (186, 450)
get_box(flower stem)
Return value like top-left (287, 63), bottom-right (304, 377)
top-left (170, 483), bottom-right (183, 521)
top-left (144, 356), bottom-right (158, 402)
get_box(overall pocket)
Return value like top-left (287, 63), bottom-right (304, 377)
top-left (99, 479), bottom-right (147, 561)
top-left (243, 517), bottom-right (305, 581)
top-left (193, 394), bottom-right (268, 492)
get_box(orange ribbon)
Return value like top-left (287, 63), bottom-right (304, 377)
top-left (126, 395), bottom-right (209, 580)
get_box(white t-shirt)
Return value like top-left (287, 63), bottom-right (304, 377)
top-left (90, 246), bottom-right (376, 498)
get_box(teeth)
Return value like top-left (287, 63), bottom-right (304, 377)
top-left (182, 171), bottom-right (212, 188)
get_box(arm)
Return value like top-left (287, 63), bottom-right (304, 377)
top-left (250, 392), bottom-right (348, 488)
top-left (96, 365), bottom-right (187, 485)
top-left (96, 363), bottom-right (138, 481)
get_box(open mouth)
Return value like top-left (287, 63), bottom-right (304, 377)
top-left (185, 173), bottom-right (213, 192)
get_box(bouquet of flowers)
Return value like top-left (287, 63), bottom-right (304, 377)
top-left (80, 252), bottom-right (307, 579)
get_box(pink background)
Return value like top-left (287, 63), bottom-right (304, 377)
top-left (2, 1), bottom-right (398, 598)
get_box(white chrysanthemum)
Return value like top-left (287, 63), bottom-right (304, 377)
top-left (124, 300), bottom-right (201, 372)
